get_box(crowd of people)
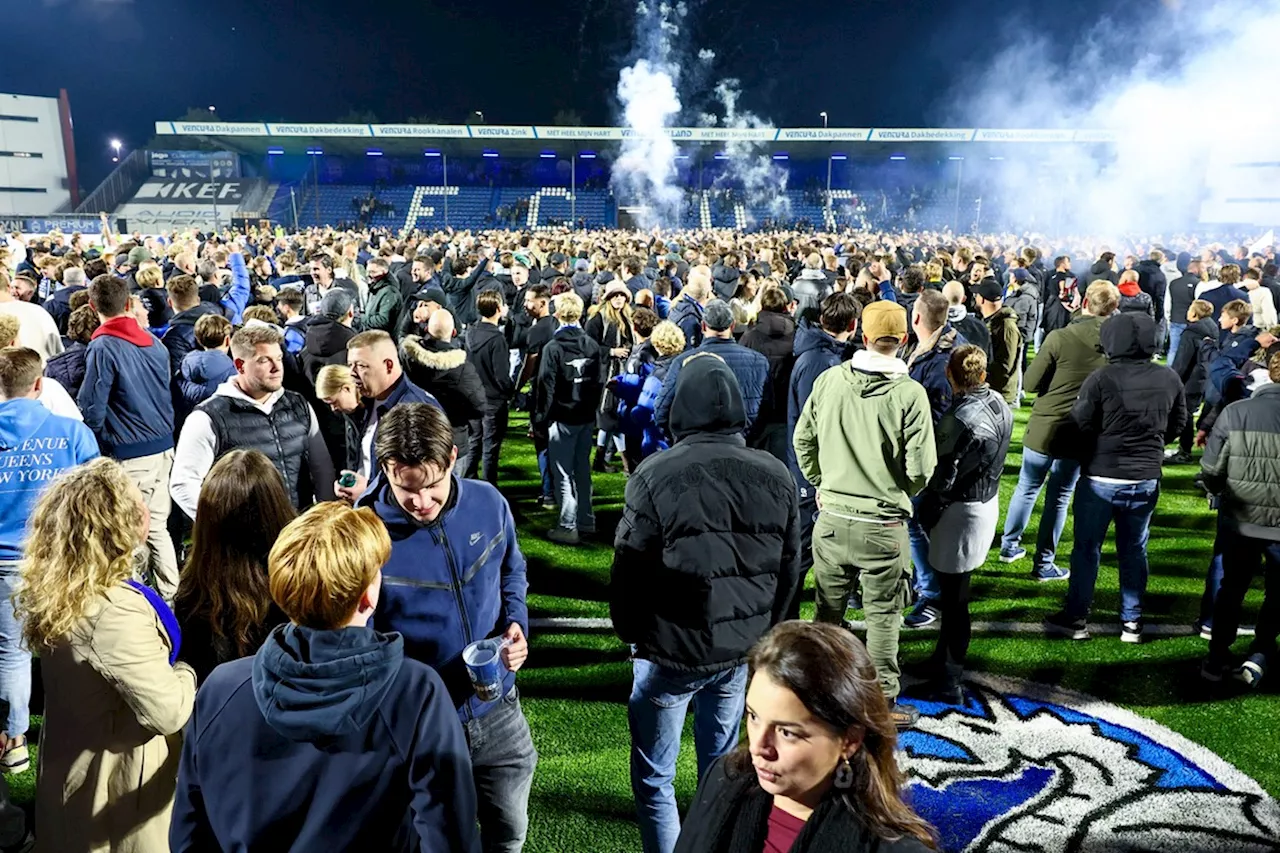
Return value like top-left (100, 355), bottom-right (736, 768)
top-left (0, 219), bottom-right (1276, 852)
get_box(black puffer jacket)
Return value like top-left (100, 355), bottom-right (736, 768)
top-left (1172, 316), bottom-right (1220, 399)
top-left (924, 385), bottom-right (1013, 503)
top-left (610, 355), bottom-right (800, 674)
top-left (401, 336), bottom-right (486, 452)
top-left (1202, 383), bottom-right (1280, 541)
top-left (1069, 313), bottom-right (1187, 480)
top-left (739, 309), bottom-right (796, 428)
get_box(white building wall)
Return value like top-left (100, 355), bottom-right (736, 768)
top-left (0, 93), bottom-right (71, 216)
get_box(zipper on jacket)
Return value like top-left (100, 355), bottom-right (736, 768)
top-left (430, 525), bottom-right (474, 648)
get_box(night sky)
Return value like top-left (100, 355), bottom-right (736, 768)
top-left (11, 0), bottom-right (1132, 188)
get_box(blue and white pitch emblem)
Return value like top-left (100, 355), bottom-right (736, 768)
top-left (903, 674), bottom-right (1280, 852)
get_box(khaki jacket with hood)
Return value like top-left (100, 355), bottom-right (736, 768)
top-left (793, 350), bottom-right (937, 521)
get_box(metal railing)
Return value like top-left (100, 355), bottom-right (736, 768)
top-left (75, 149), bottom-right (149, 215)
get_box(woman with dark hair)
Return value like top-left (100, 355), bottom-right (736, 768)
top-left (675, 621), bottom-right (937, 853)
top-left (174, 449), bottom-right (297, 682)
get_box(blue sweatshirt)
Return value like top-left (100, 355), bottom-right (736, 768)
top-left (361, 476), bottom-right (529, 723)
top-left (171, 624), bottom-right (479, 853)
top-left (0, 398), bottom-right (98, 560)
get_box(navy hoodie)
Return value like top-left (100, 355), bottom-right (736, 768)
top-left (786, 321), bottom-right (849, 492)
top-left (171, 624), bottom-right (479, 853)
top-left (361, 476), bottom-right (529, 723)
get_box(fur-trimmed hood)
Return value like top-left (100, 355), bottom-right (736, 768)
top-left (401, 335), bottom-right (467, 370)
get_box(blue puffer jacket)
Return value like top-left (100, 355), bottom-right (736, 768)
top-left (361, 476), bottom-right (529, 724)
top-left (177, 349), bottom-right (236, 411)
top-left (787, 321), bottom-right (848, 492)
top-left (44, 341), bottom-right (90, 400)
top-left (653, 336), bottom-right (769, 440)
top-left (668, 297), bottom-right (704, 350)
top-left (613, 355), bottom-right (677, 458)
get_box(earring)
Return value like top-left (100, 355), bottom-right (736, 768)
top-left (833, 756), bottom-right (854, 789)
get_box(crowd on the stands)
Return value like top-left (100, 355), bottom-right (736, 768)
top-left (0, 220), bottom-right (1276, 853)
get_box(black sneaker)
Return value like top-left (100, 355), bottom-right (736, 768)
top-left (904, 599), bottom-right (941, 629)
top-left (1121, 619), bottom-right (1143, 644)
top-left (1045, 611), bottom-right (1090, 640)
top-left (889, 701), bottom-right (921, 730)
top-left (1163, 450), bottom-right (1193, 466)
top-left (1200, 657), bottom-right (1230, 682)
top-left (913, 679), bottom-right (964, 705)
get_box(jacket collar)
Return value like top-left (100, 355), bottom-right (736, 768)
top-left (91, 316), bottom-right (153, 347)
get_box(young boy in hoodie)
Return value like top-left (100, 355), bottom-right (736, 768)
top-left (176, 314), bottom-right (235, 419)
top-left (0, 346), bottom-right (98, 775)
top-left (170, 501), bottom-right (479, 853)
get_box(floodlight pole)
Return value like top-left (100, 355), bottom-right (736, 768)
top-left (825, 151), bottom-right (833, 227)
top-left (443, 153), bottom-right (449, 228)
top-left (952, 158), bottom-right (964, 233)
top-left (571, 154), bottom-right (577, 229)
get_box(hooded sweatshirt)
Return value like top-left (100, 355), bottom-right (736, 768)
top-left (170, 624), bottom-right (480, 853)
top-left (77, 316), bottom-right (175, 459)
top-left (1069, 313), bottom-right (1186, 480)
top-left (793, 349), bottom-right (937, 520)
top-left (0, 398), bottom-right (98, 560)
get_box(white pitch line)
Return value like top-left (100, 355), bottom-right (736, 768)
top-left (528, 617), bottom-right (1255, 637)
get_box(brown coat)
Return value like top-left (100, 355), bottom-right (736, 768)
top-left (35, 584), bottom-right (197, 853)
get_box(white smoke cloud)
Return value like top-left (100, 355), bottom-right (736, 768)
top-left (941, 0), bottom-right (1280, 235)
top-left (611, 2), bottom-right (687, 227)
top-left (707, 79), bottom-right (790, 228)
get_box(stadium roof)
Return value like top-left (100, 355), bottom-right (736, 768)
top-left (153, 121), bottom-right (1119, 159)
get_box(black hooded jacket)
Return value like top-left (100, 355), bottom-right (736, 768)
top-left (1171, 315), bottom-right (1220, 399)
top-left (610, 355), bottom-right (800, 674)
top-left (1069, 313), bottom-right (1187, 480)
top-left (299, 316), bottom-right (356, 384)
top-left (401, 335), bottom-right (487, 451)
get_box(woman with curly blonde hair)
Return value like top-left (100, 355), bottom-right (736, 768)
top-left (18, 457), bottom-right (196, 853)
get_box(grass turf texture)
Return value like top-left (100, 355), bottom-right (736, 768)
top-left (7, 407), bottom-right (1277, 852)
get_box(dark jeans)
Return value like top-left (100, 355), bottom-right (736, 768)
top-left (747, 422), bottom-right (789, 467)
top-left (1208, 534), bottom-right (1280, 667)
top-left (1180, 392), bottom-right (1203, 454)
top-left (1065, 478), bottom-right (1159, 622)
top-left (930, 572), bottom-right (972, 688)
top-left (468, 404), bottom-right (509, 486)
top-left (463, 688), bottom-right (538, 853)
top-left (787, 490), bottom-right (818, 621)
top-left (1199, 520), bottom-right (1226, 628)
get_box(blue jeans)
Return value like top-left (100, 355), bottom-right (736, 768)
top-left (1168, 321), bottom-right (1186, 363)
top-left (463, 688), bottom-right (538, 853)
top-left (629, 658), bottom-right (748, 853)
top-left (1000, 447), bottom-right (1080, 570)
top-left (0, 565), bottom-right (29, 738)
top-left (909, 495), bottom-right (938, 601)
top-left (1065, 478), bottom-right (1160, 622)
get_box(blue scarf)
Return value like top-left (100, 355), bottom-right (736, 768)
top-left (124, 580), bottom-right (182, 665)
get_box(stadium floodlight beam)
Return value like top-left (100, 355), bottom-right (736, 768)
top-left (110, 139), bottom-right (122, 151)
top-left (829, 154), bottom-right (848, 160)
top-left (267, 147), bottom-right (285, 155)
top-left (948, 156), bottom-right (964, 160)
top-left (366, 149), bottom-right (383, 157)
top-left (890, 155), bottom-right (907, 160)
top-left (482, 150), bottom-right (499, 158)
top-left (772, 153), bottom-right (789, 160)
top-left (579, 151), bottom-right (596, 159)
top-left (540, 151), bottom-right (556, 159)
